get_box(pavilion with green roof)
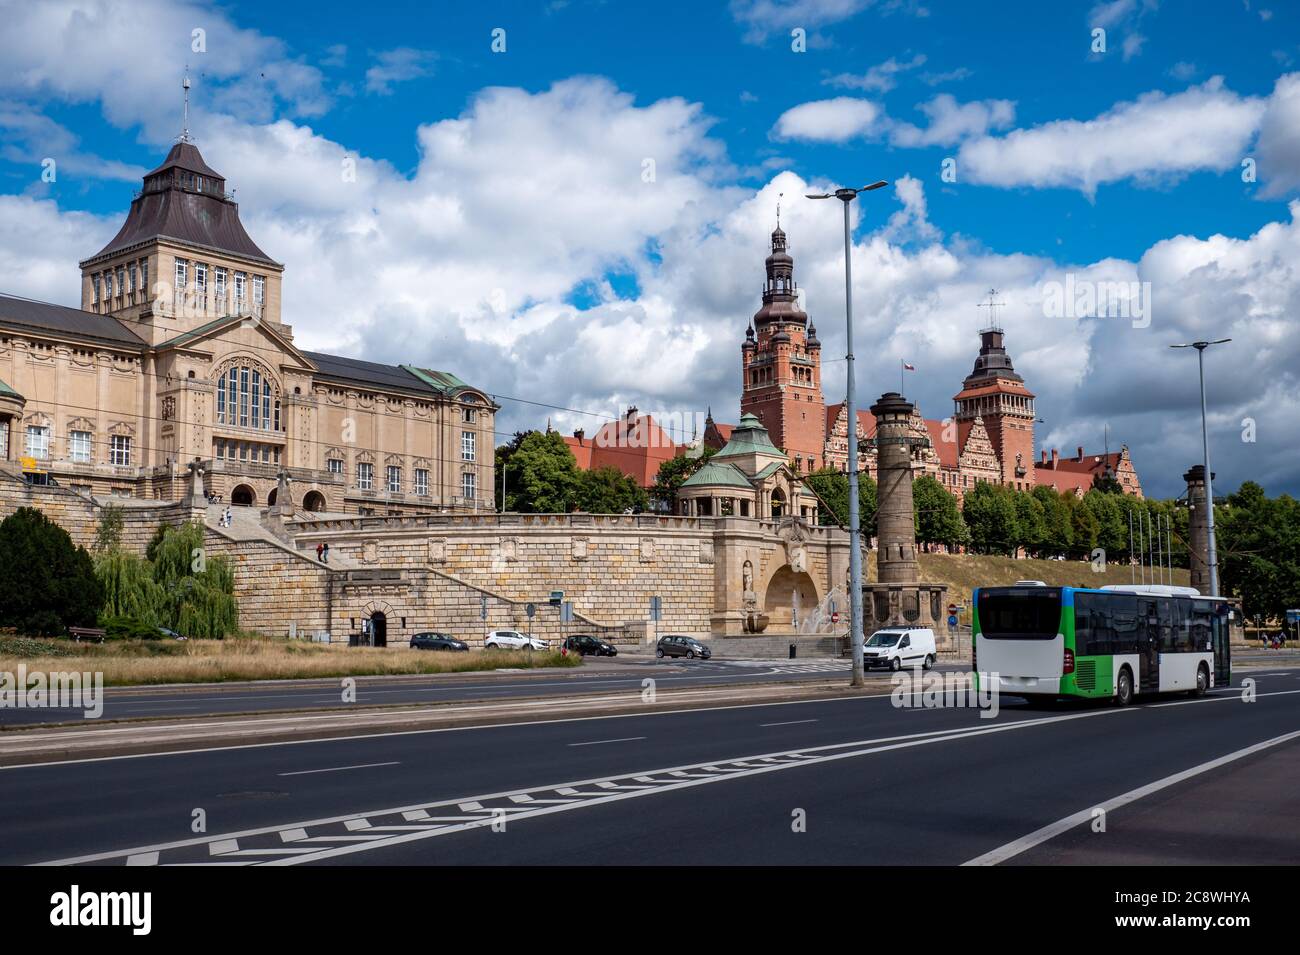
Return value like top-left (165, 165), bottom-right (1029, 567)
top-left (679, 413), bottom-right (819, 521)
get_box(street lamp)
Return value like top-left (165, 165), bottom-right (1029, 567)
top-left (807, 180), bottom-right (889, 688)
top-left (1169, 338), bottom-right (1230, 596)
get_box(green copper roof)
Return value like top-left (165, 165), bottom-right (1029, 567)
top-left (402, 365), bottom-right (473, 395)
top-left (0, 376), bottom-right (23, 401)
top-left (681, 460), bottom-right (754, 490)
top-left (715, 412), bottom-right (782, 458)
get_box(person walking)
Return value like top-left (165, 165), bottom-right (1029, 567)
top-left (316, 542), bottom-right (324, 562)
top-left (321, 542), bottom-right (330, 564)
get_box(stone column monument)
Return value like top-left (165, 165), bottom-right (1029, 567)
top-left (862, 392), bottom-right (947, 637)
top-left (1183, 464), bottom-right (1213, 594)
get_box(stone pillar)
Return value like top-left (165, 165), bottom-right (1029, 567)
top-left (1184, 464), bottom-right (1213, 595)
top-left (871, 392), bottom-right (920, 585)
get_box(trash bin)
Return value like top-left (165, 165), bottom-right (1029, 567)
top-left (789, 643), bottom-right (797, 659)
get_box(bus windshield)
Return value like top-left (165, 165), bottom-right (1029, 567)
top-left (978, 589), bottom-right (1061, 640)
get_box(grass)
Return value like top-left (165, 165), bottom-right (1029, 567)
top-left (865, 552), bottom-right (1192, 613)
top-left (0, 636), bottom-right (582, 687)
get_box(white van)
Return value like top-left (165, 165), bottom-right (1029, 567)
top-left (862, 627), bottom-right (937, 671)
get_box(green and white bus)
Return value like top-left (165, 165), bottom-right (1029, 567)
top-left (972, 583), bottom-right (1233, 705)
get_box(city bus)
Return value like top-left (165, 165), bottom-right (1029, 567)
top-left (972, 583), bottom-right (1233, 705)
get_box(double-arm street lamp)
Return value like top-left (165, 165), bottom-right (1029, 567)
top-left (1169, 338), bottom-right (1230, 596)
top-left (806, 181), bottom-right (889, 688)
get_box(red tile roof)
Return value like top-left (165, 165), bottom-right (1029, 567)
top-left (564, 414), bottom-right (681, 487)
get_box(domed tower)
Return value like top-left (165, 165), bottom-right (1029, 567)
top-left (952, 315), bottom-right (1037, 489)
top-left (739, 224), bottom-right (825, 473)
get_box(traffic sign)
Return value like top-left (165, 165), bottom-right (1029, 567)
top-left (549, 590), bottom-right (564, 606)
top-left (948, 615), bottom-right (958, 628)
top-left (649, 596), bottom-right (662, 621)
top-left (560, 601), bottom-right (574, 623)
top-left (480, 595), bottom-right (488, 621)
top-left (948, 604), bottom-right (958, 615)
top-left (831, 611), bottom-right (840, 624)
top-left (526, 602), bottom-right (536, 619)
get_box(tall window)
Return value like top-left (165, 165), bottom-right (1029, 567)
top-left (462, 407), bottom-right (475, 423)
top-left (110, 435), bottom-right (131, 466)
top-left (140, 259), bottom-right (148, 296)
top-left (215, 268), bottom-right (227, 310)
top-left (216, 363), bottom-right (280, 431)
top-left (92, 275), bottom-right (100, 306)
top-left (116, 268), bottom-right (126, 300)
top-left (387, 465), bottom-right (401, 493)
top-left (174, 259), bottom-right (187, 293)
top-left (327, 458), bottom-right (342, 476)
top-left (69, 431), bottom-right (92, 463)
top-left (415, 468), bottom-right (429, 495)
top-left (195, 263), bottom-right (207, 305)
top-left (462, 472), bottom-right (476, 501)
top-left (0, 426), bottom-right (6, 459)
top-left (357, 462), bottom-right (374, 491)
top-left (128, 264), bottom-right (137, 296)
top-left (104, 270), bottom-right (114, 299)
top-left (253, 274), bottom-right (265, 306)
top-left (461, 430), bottom-right (475, 462)
top-left (235, 272), bottom-right (247, 307)
top-left (25, 425), bottom-right (49, 459)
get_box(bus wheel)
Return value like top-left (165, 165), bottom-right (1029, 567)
top-left (1116, 667), bottom-right (1134, 706)
top-left (922, 654), bottom-right (935, 671)
top-left (1194, 665), bottom-right (1209, 697)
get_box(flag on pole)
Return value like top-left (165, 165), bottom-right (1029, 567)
top-left (902, 362), bottom-right (916, 371)
top-left (901, 360), bottom-right (915, 395)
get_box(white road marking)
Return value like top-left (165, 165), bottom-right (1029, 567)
top-left (567, 736), bottom-right (646, 747)
top-left (962, 729), bottom-right (1300, 866)
top-left (760, 719), bottom-right (819, 727)
top-left (278, 761), bottom-right (399, 777)
top-left (35, 709), bottom-right (1124, 866)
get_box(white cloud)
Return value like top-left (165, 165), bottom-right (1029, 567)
top-left (957, 78), bottom-right (1266, 197)
top-left (1255, 73), bottom-right (1300, 197)
top-left (889, 94), bottom-right (1015, 147)
top-left (772, 97), bottom-right (881, 142)
top-left (730, 0), bottom-right (877, 42)
top-left (364, 48), bottom-right (437, 95)
top-left (824, 53), bottom-right (926, 93)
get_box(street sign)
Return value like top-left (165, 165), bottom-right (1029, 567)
top-left (480, 595), bottom-right (488, 621)
top-left (649, 596), bottom-right (662, 622)
top-left (549, 590), bottom-right (564, 606)
top-left (526, 602), bottom-right (536, 619)
top-left (560, 601), bottom-right (574, 623)
top-left (948, 604), bottom-right (958, 615)
top-left (831, 611), bottom-right (840, 624)
top-left (948, 615), bottom-right (958, 628)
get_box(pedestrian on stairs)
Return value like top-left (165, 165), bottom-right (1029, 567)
top-left (316, 542), bottom-right (324, 562)
top-left (322, 542), bottom-right (330, 564)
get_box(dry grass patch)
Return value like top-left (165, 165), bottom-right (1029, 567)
top-left (0, 637), bottom-right (580, 687)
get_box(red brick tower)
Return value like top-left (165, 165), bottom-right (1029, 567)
top-left (952, 323), bottom-right (1037, 489)
top-left (739, 225), bottom-right (825, 473)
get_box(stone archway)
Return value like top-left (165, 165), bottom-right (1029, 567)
top-left (771, 487), bottom-right (787, 519)
top-left (302, 490), bottom-right (326, 512)
top-left (231, 484), bottom-right (256, 506)
top-left (763, 564), bottom-right (819, 631)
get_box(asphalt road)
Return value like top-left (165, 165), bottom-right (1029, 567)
top-left (3, 668), bottom-right (1298, 866)
top-left (0, 656), bottom-right (870, 725)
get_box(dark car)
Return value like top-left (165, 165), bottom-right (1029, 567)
top-left (656, 635), bottom-right (711, 659)
top-left (410, 632), bottom-right (469, 652)
top-left (564, 634), bottom-right (618, 657)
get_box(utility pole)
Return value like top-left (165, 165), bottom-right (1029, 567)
top-left (807, 180), bottom-right (889, 688)
top-left (1170, 339), bottom-right (1230, 596)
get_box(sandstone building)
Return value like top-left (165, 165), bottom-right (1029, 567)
top-left (0, 138), bottom-right (495, 514)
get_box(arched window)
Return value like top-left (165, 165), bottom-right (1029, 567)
top-left (215, 358), bottom-right (282, 431)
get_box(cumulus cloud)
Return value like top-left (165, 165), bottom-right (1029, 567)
top-left (957, 78), bottom-right (1266, 197)
top-left (364, 48), bottom-right (437, 95)
top-left (889, 94), bottom-right (1015, 147)
top-left (1255, 73), bottom-right (1300, 197)
top-left (772, 97), bottom-right (882, 142)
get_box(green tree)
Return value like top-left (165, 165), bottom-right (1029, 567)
top-left (803, 467), bottom-right (876, 534)
top-left (963, 482), bottom-right (1020, 556)
top-left (1091, 470), bottom-right (1124, 494)
top-left (1219, 482), bottom-right (1300, 620)
top-left (651, 447), bottom-right (715, 512)
top-left (0, 507), bottom-right (102, 635)
top-left (913, 475), bottom-right (967, 550)
top-left (508, 430), bottom-right (584, 513)
top-left (578, 465), bottom-right (649, 513)
top-left (1068, 494), bottom-right (1100, 559)
top-left (93, 503), bottom-right (124, 554)
top-left (494, 431), bottom-right (531, 512)
top-left (1082, 489), bottom-right (1127, 563)
top-left (1032, 485), bottom-right (1074, 557)
top-left (1012, 489), bottom-right (1047, 557)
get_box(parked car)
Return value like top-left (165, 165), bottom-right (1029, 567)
top-left (484, 629), bottom-right (549, 651)
top-left (564, 634), bottom-right (618, 657)
top-left (410, 632), bottom-right (468, 652)
top-left (157, 627), bottom-right (186, 641)
top-left (862, 627), bottom-right (936, 671)
top-left (656, 635), bottom-right (711, 659)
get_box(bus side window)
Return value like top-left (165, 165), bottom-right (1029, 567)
top-left (1157, 598), bottom-right (1176, 652)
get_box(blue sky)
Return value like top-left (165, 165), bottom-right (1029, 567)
top-left (2, 0), bottom-right (1299, 497)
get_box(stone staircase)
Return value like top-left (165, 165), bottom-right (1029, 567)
top-left (205, 504), bottom-right (360, 569)
top-left (708, 632), bottom-right (846, 660)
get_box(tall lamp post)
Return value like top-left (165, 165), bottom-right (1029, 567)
top-left (1170, 338), bottom-right (1230, 596)
top-left (807, 180), bottom-right (889, 687)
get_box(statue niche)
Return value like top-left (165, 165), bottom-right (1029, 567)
top-left (741, 559), bottom-right (769, 633)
